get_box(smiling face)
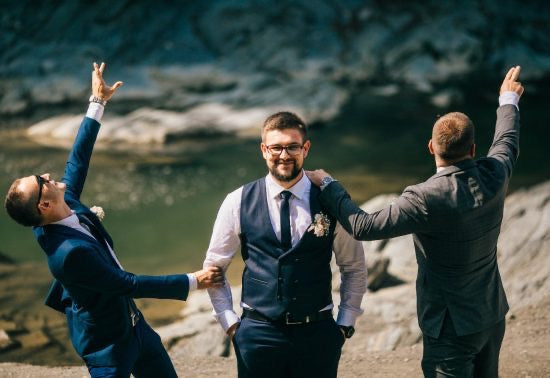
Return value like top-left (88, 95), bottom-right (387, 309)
top-left (261, 128), bottom-right (311, 186)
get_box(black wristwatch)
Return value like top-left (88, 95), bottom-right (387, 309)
top-left (339, 325), bottom-right (355, 339)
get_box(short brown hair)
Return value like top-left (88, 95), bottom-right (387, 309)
top-left (262, 112), bottom-right (308, 142)
top-left (432, 112), bottom-right (475, 161)
top-left (4, 179), bottom-right (42, 227)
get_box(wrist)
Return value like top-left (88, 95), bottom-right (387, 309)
top-left (89, 95), bottom-right (107, 106)
top-left (320, 176), bottom-right (336, 190)
top-left (498, 91), bottom-right (519, 110)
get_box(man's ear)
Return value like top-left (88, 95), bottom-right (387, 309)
top-left (428, 139), bottom-right (435, 155)
top-left (302, 140), bottom-right (311, 159)
top-left (38, 201), bottom-right (51, 213)
top-left (470, 143), bottom-right (476, 158)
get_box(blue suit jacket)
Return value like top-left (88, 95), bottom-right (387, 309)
top-left (33, 116), bottom-right (189, 366)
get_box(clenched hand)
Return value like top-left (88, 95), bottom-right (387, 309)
top-left (194, 266), bottom-right (224, 289)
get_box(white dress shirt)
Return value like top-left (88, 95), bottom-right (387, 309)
top-left (204, 172), bottom-right (367, 331)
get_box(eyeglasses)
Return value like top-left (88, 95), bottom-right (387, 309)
top-left (35, 175), bottom-right (49, 209)
top-left (265, 144), bottom-right (304, 156)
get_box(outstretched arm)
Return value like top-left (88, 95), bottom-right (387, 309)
top-left (62, 62), bottom-right (123, 200)
top-left (307, 170), bottom-right (428, 241)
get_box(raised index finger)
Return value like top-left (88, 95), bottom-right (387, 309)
top-left (510, 65), bottom-right (521, 81)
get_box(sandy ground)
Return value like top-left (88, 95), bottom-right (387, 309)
top-left (1, 293), bottom-right (548, 377)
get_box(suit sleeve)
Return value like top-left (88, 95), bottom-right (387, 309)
top-left (319, 182), bottom-right (429, 241)
top-left (61, 247), bottom-right (190, 300)
top-left (486, 104), bottom-right (521, 178)
top-left (62, 117), bottom-right (101, 201)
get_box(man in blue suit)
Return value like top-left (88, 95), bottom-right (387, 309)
top-left (4, 62), bottom-right (223, 377)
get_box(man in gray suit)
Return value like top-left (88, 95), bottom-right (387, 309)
top-left (307, 66), bottom-right (524, 377)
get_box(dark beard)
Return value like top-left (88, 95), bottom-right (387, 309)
top-left (269, 161), bottom-right (302, 182)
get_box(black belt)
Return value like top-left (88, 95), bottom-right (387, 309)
top-left (242, 308), bottom-right (333, 325)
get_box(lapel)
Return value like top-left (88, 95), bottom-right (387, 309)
top-left (40, 220), bottom-right (117, 268)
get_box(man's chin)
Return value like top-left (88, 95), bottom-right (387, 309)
top-left (271, 168), bottom-right (301, 182)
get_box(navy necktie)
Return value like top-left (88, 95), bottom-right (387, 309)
top-left (280, 191), bottom-right (292, 250)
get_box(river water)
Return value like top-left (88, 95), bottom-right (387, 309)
top-left (0, 92), bottom-right (546, 278)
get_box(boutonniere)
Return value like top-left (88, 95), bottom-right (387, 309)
top-left (90, 206), bottom-right (105, 221)
top-left (307, 212), bottom-right (330, 237)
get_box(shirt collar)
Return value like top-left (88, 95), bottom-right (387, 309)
top-left (52, 210), bottom-right (80, 228)
top-left (266, 171), bottom-right (310, 200)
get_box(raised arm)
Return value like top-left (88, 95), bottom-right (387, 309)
top-left (487, 66), bottom-right (524, 177)
top-left (62, 62), bottom-right (123, 200)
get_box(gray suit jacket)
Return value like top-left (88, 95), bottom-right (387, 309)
top-left (320, 104), bottom-right (520, 337)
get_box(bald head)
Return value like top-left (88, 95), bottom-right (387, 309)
top-left (431, 112), bottom-right (475, 162)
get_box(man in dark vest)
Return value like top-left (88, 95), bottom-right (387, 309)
top-left (203, 112), bottom-right (367, 377)
top-left (307, 66), bottom-right (524, 377)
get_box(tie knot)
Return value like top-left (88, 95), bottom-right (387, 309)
top-left (280, 191), bottom-right (292, 201)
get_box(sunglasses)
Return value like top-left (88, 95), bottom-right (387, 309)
top-left (34, 175), bottom-right (49, 209)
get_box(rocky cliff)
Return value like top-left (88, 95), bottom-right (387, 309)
top-left (2, 1), bottom-right (549, 145)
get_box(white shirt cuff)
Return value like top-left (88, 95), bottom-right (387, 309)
top-left (499, 91), bottom-right (519, 110)
top-left (86, 102), bottom-right (104, 122)
top-left (336, 308), bottom-right (359, 327)
top-left (214, 310), bottom-right (241, 332)
top-left (186, 273), bottom-right (198, 291)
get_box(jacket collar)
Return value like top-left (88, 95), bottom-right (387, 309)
top-left (428, 159), bottom-right (476, 180)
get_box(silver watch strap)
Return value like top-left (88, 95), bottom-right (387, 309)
top-left (89, 95), bottom-right (107, 106)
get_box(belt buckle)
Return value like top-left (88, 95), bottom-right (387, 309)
top-left (131, 312), bottom-right (139, 327)
top-left (285, 313), bottom-right (309, 325)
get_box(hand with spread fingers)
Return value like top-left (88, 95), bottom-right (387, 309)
top-left (92, 62), bottom-right (123, 101)
top-left (500, 65), bottom-right (524, 97)
top-left (194, 266), bottom-right (225, 289)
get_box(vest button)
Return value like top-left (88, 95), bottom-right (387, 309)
top-left (293, 279), bottom-right (298, 284)
top-left (294, 258), bottom-right (299, 262)
top-left (278, 277), bottom-right (283, 281)
top-left (292, 297), bottom-right (297, 301)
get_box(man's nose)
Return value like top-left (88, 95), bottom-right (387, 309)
top-left (279, 148), bottom-right (290, 158)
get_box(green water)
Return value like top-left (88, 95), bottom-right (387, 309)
top-left (0, 93), bottom-right (547, 278)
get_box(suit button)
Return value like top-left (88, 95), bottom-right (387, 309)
top-left (292, 297), bottom-right (297, 301)
top-left (278, 277), bottom-right (283, 281)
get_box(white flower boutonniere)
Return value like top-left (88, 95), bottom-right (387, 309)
top-left (90, 206), bottom-right (105, 221)
top-left (308, 212), bottom-right (330, 237)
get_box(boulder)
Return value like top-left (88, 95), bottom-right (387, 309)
top-left (0, 330), bottom-right (17, 352)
